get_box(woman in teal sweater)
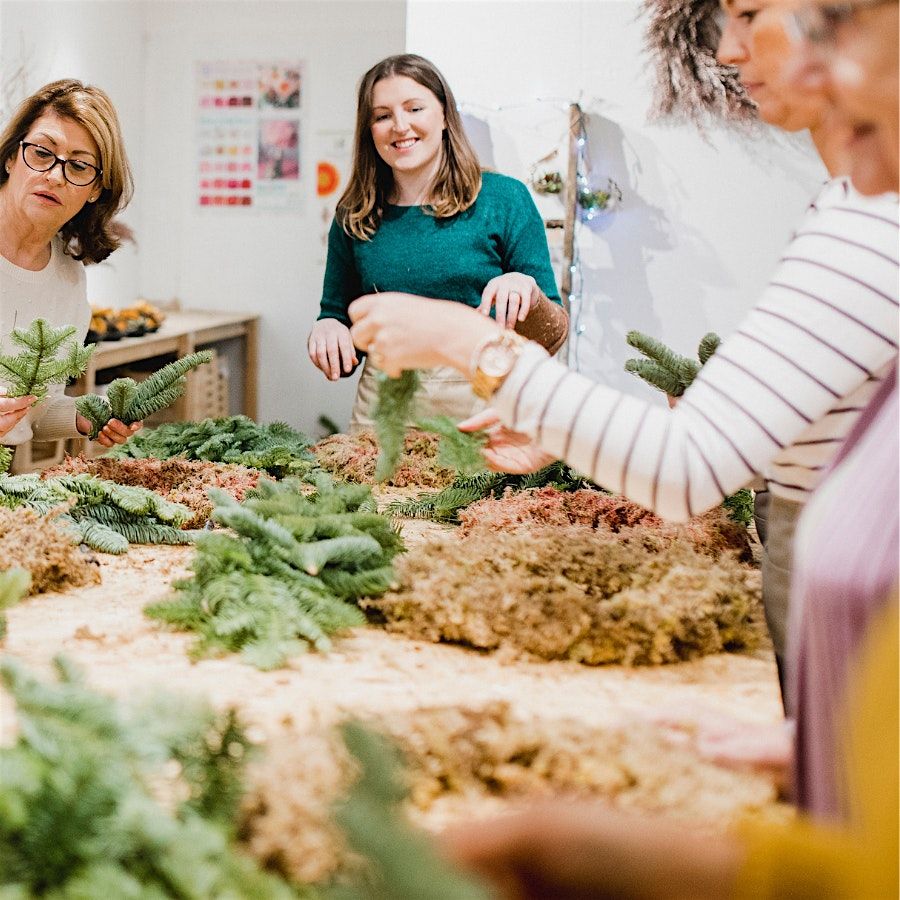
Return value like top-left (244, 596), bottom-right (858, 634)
top-left (307, 53), bottom-right (562, 428)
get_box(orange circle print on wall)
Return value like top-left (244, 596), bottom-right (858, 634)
top-left (317, 161), bottom-right (340, 196)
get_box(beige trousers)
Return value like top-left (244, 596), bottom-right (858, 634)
top-left (349, 360), bottom-right (486, 433)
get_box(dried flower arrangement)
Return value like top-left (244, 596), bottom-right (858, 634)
top-left (313, 428), bottom-right (458, 489)
top-left (365, 523), bottom-right (763, 665)
top-left (457, 486), bottom-right (753, 561)
top-left (241, 701), bottom-right (778, 887)
top-left (146, 475), bottom-right (403, 669)
top-left (75, 350), bottom-right (213, 439)
top-left (108, 415), bottom-right (316, 478)
top-left (0, 506), bottom-right (100, 597)
top-left (43, 455), bottom-right (261, 529)
top-left (0, 473), bottom-right (193, 554)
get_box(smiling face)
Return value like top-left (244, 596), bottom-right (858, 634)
top-left (3, 109), bottom-right (101, 237)
top-left (369, 75), bottom-right (446, 189)
top-left (717, 0), bottom-right (830, 131)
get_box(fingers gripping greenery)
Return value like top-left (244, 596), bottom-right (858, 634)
top-left (0, 656), bottom-right (299, 899)
top-left (0, 317), bottom-right (95, 401)
top-left (75, 350), bottom-right (214, 439)
top-left (332, 722), bottom-right (492, 900)
top-left (146, 475), bottom-right (404, 669)
top-left (0, 473), bottom-right (194, 554)
top-left (624, 330), bottom-right (721, 397)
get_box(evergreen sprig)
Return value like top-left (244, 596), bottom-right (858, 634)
top-left (387, 461), bottom-right (596, 523)
top-left (373, 371), bottom-right (420, 482)
top-left (75, 350), bottom-right (214, 439)
top-left (107, 415), bottom-right (317, 478)
top-left (146, 475), bottom-right (403, 669)
top-left (417, 416), bottom-right (488, 477)
top-left (0, 567), bottom-right (31, 640)
top-left (624, 330), bottom-right (721, 397)
top-left (0, 317), bottom-right (94, 401)
top-left (0, 473), bottom-right (194, 554)
top-left (0, 656), bottom-right (299, 898)
top-left (332, 721), bottom-right (492, 900)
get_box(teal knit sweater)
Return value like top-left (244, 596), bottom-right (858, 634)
top-left (318, 171), bottom-right (561, 327)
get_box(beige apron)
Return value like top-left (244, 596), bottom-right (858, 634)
top-left (349, 359), bottom-right (485, 433)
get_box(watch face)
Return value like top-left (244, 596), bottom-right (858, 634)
top-left (480, 344), bottom-right (516, 377)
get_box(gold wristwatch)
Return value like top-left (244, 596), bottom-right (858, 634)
top-left (470, 330), bottom-right (527, 400)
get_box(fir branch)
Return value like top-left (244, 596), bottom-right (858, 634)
top-left (0, 656), bottom-right (297, 898)
top-left (0, 566), bottom-right (31, 640)
top-left (147, 476), bottom-right (402, 669)
top-left (0, 317), bottom-right (94, 401)
top-left (417, 415), bottom-right (488, 477)
top-left (75, 351), bottom-right (213, 438)
top-left (107, 414), bottom-right (316, 478)
top-left (373, 370), bottom-right (420, 482)
top-left (624, 329), bottom-right (721, 397)
top-left (333, 721), bottom-right (492, 900)
top-left (0, 446), bottom-right (11, 475)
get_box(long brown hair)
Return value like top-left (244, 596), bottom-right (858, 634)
top-left (0, 79), bottom-right (134, 264)
top-left (337, 54), bottom-right (481, 241)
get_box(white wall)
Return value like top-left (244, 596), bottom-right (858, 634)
top-left (1, 0), bottom-right (145, 307)
top-left (408, 0), bottom-right (828, 395)
top-left (139, 1), bottom-right (406, 436)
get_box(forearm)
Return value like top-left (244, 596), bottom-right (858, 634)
top-left (30, 393), bottom-right (82, 442)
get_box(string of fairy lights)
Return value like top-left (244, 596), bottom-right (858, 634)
top-left (458, 97), bottom-right (620, 371)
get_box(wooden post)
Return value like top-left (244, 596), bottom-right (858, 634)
top-left (560, 102), bottom-right (582, 314)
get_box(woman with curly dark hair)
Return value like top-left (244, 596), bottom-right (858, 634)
top-left (0, 79), bottom-right (140, 450)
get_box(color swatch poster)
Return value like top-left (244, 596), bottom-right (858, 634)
top-left (196, 61), bottom-right (303, 210)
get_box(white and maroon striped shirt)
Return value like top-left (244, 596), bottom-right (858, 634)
top-left (493, 180), bottom-right (899, 522)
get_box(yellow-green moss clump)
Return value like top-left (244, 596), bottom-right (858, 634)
top-left (365, 524), bottom-right (763, 665)
top-left (0, 507), bottom-right (100, 594)
top-left (239, 702), bottom-right (778, 885)
top-left (313, 429), bottom-right (456, 488)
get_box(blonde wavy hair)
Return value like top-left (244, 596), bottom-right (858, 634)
top-left (337, 55), bottom-right (481, 241)
top-left (0, 79), bottom-right (134, 264)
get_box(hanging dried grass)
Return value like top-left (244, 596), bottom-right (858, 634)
top-left (642, 0), bottom-right (758, 126)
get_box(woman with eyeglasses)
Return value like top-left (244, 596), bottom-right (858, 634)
top-left (0, 79), bottom-right (141, 452)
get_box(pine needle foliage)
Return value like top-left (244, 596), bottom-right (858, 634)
top-left (107, 415), bottom-right (317, 478)
top-left (0, 473), bottom-right (193, 554)
top-left (417, 416), bottom-right (488, 477)
top-left (146, 475), bottom-right (404, 669)
top-left (373, 371), bottom-right (420, 482)
top-left (75, 350), bottom-right (213, 439)
top-left (624, 329), bottom-right (721, 397)
top-left (0, 656), bottom-right (301, 899)
top-left (0, 317), bottom-right (94, 401)
top-left (0, 446), bottom-right (12, 475)
top-left (387, 461), bottom-right (596, 523)
top-left (330, 721), bottom-right (491, 900)
top-left (0, 566), bottom-right (30, 640)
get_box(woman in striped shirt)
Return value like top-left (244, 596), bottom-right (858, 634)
top-left (348, 0), bottom-right (899, 686)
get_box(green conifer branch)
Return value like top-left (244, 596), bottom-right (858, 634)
top-left (147, 476), bottom-right (403, 669)
top-left (75, 350), bottom-right (213, 439)
top-left (417, 415), bottom-right (488, 477)
top-left (624, 329), bottom-right (722, 398)
top-left (0, 656), bottom-right (298, 898)
top-left (0, 317), bottom-right (95, 401)
top-left (373, 370), bottom-right (420, 482)
top-left (334, 721), bottom-right (492, 900)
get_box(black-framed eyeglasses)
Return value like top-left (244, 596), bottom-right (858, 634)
top-left (18, 141), bottom-right (102, 187)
